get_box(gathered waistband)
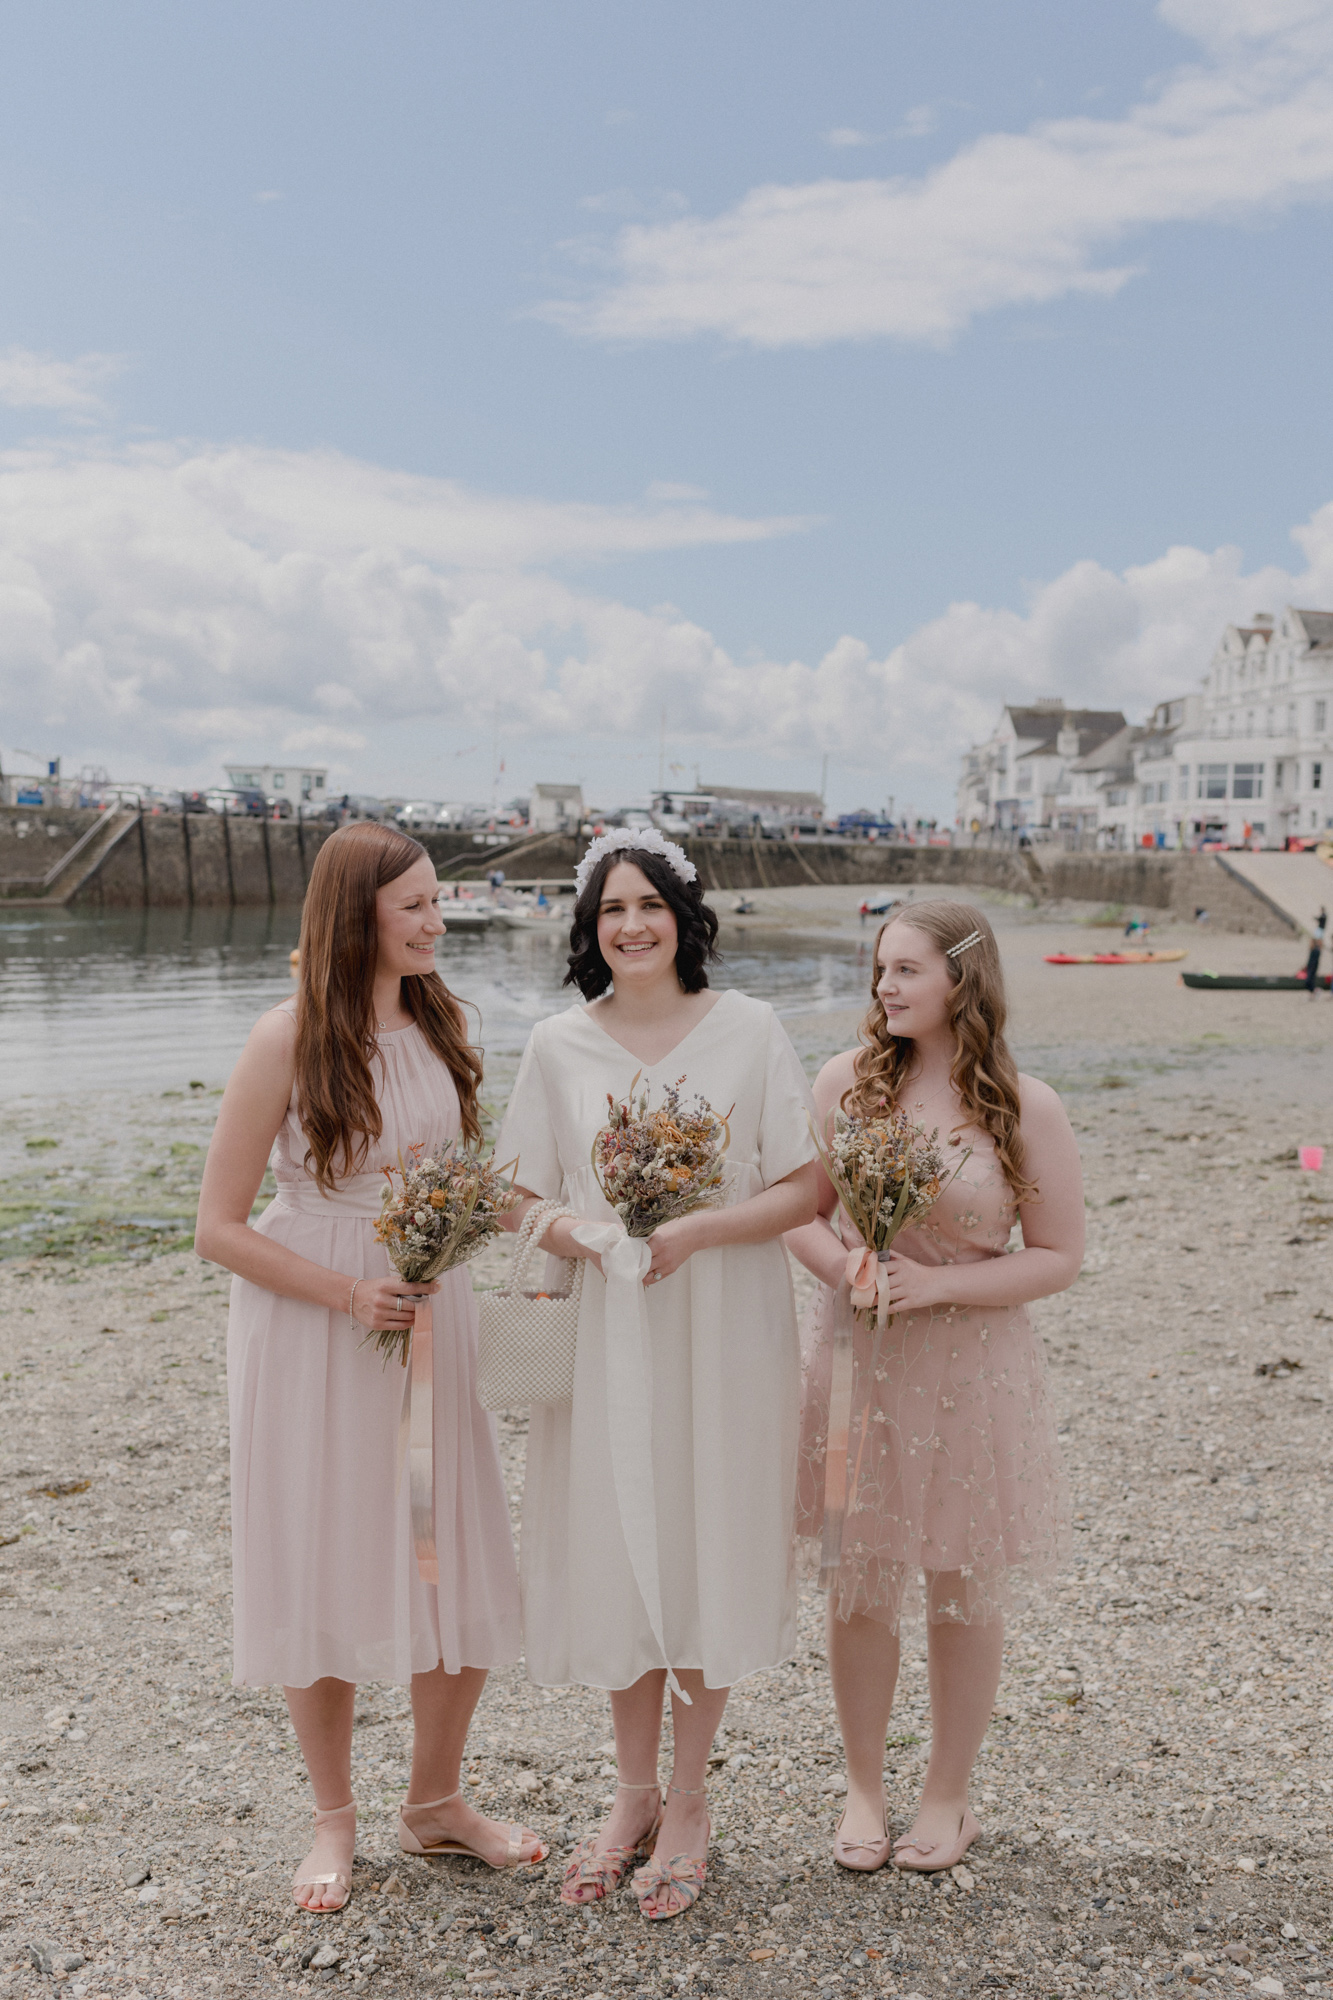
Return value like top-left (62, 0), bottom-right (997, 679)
top-left (272, 1173), bottom-right (386, 1219)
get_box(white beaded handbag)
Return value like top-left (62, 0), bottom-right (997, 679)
top-left (475, 1200), bottom-right (583, 1410)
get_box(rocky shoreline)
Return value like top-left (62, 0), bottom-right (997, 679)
top-left (3, 979), bottom-right (1333, 1999)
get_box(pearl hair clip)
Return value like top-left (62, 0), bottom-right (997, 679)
top-left (574, 826), bottom-right (698, 900)
top-left (946, 929), bottom-right (984, 959)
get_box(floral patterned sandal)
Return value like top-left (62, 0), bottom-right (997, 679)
top-left (561, 1782), bottom-right (663, 1906)
top-left (633, 1784), bottom-right (709, 1921)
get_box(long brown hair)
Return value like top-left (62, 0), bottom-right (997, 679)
top-left (846, 899), bottom-right (1035, 1200)
top-left (294, 821), bottom-right (482, 1191)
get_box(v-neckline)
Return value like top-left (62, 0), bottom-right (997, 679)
top-left (580, 987), bottom-right (732, 1070)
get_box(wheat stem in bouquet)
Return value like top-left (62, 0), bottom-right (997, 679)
top-left (590, 1070), bottom-right (731, 1239)
top-left (370, 1144), bottom-right (520, 1364)
top-left (810, 1103), bottom-right (969, 1587)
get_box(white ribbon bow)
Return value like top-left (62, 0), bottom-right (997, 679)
top-left (571, 1220), bottom-right (690, 1704)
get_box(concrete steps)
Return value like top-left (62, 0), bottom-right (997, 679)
top-left (0, 809), bottom-right (140, 906)
top-left (1216, 851), bottom-right (1333, 937)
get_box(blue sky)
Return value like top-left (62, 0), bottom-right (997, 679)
top-left (3, 0), bottom-right (1333, 814)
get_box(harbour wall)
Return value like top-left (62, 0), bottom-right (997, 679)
top-left (0, 808), bottom-right (1297, 934)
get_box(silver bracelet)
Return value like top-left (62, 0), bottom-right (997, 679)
top-left (348, 1278), bottom-right (365, 1328)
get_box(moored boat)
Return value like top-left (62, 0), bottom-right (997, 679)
top-left (1180, 970), bottom-right (1332, 991)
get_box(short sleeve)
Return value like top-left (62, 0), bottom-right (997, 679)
top-left (756, 1009), bottom-right (819, 1188)
top-left (495, 1028), bottom-right (563, 1201)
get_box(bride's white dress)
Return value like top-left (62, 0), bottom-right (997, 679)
top-left (496, 989), bottom-right (817, 1691)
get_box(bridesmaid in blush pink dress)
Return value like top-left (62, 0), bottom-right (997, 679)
top-left (196, 823), bottom-right (544, 1916)
top-left (786, 901), bottom-right (1082, 1876)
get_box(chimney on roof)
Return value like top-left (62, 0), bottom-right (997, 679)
top-left (1032, 696), bottom-right (1065, 712)
top-left (1252, 612), bottom-right (1273, 626)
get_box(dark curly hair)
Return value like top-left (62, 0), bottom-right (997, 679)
top-left (564, 844), bottom-right (721, 1000)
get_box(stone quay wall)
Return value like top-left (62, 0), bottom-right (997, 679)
top-left (0, 808), bottom-right (1297, 934)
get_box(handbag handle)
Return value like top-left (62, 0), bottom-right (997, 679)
top-left (510, 1199), bottom-right (577, 1295)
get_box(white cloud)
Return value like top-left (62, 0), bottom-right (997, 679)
top-left (539, 0), bottom-right (1333, 347)
top-left (824, 127), bottom-right (878, 149)
top-left (0, 346), bottom-right (125, 415)
top-left (896, 105), bottom-right (938, 139)
top-left (1, 435), bottom-right (1329, 808)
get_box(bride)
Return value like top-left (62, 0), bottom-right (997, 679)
top-left (496, 829), bottom-right (821, 1919)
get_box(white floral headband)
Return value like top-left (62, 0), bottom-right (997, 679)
top-left (945, 929), bottom-right (984, 959)
top-left (574, 826), bottom-right (699, 901)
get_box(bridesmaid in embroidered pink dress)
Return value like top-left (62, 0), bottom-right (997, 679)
top-left (786, 901), bottom-right (1083, 1874)
top-left (195, 824), bottom-right (543, 1914)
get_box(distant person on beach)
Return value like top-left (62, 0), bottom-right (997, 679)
top-left (1305, 908), bottom-right (1328, 998)
top-left (786, 901), bottom-right (1084, 1875)
top-left (195, 823), bottom-right (543, 1915)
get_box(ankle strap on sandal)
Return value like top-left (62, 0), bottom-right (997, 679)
top-left (616, 1780), bottom-right (661, 1791)
top-left (401, 1789), bottom-right (461, 1811)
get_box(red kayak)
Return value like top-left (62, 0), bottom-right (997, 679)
top-left (1044, 950), bottom-right (1189, 966)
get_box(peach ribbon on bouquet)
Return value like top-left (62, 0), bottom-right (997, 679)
top-left (819, 1246), bottom-right (892, 1591)
top-left (395, 1298), bottom-right (439, 1587)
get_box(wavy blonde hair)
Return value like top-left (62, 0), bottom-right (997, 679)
top-left (845, 899), bottom-right (1035, 1201)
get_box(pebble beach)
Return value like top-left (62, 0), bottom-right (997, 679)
top-left (3, 886), bottom-right (1333, 2000)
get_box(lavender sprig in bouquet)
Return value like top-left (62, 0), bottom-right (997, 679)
top-left (591, 1072), bottom-right (731, 1239)
top-left (369, 1144), bottom-right (519, 1364)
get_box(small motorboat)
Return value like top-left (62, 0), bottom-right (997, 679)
top-left (1180, 970), bottom-right (1332, 991)
top-left (493, 907), bottom-right (566, 931)
top-left (1044, 949), bottom-right (1188, 966)
top-left (436, 904), bottom-right (493, 931)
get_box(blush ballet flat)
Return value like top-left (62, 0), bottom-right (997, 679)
top-left (892, 1806), bottom-right (981, 1873)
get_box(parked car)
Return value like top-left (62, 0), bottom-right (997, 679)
top-left (181, 791), bottom-right (211, 813)
top-left (265, 794), bottom-right (293, 819)
top-left (396, 800), bottom-right (440, 829)
top-left (205, 787), bottom-right (267, 816)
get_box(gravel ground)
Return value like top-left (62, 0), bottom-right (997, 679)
top-left (3, 939), bottom-right (1333, 2000)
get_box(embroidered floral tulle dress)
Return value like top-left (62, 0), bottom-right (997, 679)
top-left (795, 1123), bottom-right (1068, 1628)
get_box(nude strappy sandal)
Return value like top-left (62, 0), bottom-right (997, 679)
top-left (292, 1800), bottom-right (356, 1913)
top-left (398, 1789), bottom-right (548, 1869)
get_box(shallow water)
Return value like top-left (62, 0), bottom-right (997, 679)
top-left (0, 904), bottom-right (870, 1101)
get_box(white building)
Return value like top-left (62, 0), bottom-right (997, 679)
top-left (1172, 608), bottom-right (1333, 847)
top-left (958, 607), bottom-right (1333, 850)
top-left (1059, 698), bottom-right (1204, 849)
top-left (956, 702), bottom-right (1126, 835)
top-left (225, 761), bottom-right (327, 802)
top-left (530, 782), bottom-right (584, 832)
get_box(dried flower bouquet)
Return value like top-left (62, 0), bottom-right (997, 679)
top-left (591, 1072), bottom-right (731, 1239)
top-left (369, 1144), bottom-right (519, 1363)
top-left (811, 1105), bottom-right (966, 1317)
